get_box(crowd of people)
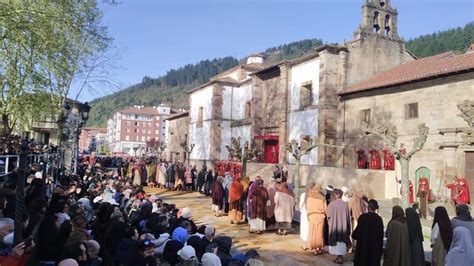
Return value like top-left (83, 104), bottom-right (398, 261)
top-left (0, 156), bottom-right (267, 266)
top-left (0, 151), bottom-right (473, 266)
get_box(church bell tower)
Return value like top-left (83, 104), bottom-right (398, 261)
top-left (355, 0), bottom-right (400, 40)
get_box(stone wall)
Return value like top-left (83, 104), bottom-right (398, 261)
top-left (166, 115), bottom-right (189, 162)
top-left (244, 162), bottom-right (397, 200)
top-left (186, 159), bottom-right (397, 199)
top-left (340, 72), bottom-right (474, 198)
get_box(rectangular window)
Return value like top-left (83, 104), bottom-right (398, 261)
top-left (147, 123), bottom-right (151, 127)
top-left (147, 136), bottom-right (151, 141)
top-left (155, 129), bottom-right (159, 134)
top-left (142, 129), bottom-right (145, 133)
top-left (300, 82), bottom-right (312, 108)
top-left (141, 136), bottom-right (145, 141)
top-left (197, 107), bottom-right (204, 128)
top-left (405, 103), bottom-right (418, 119)
top-left (126, 121), bottom-right (130, 126)
top-left (125, 135), bottom-right (130, 141)
top-left (135, 136), bottom-right (139, 141)
top-left (148, 129), bottom-right (151, 134)
top-left (134, 129), bottom-right (138, 133)
top-left (126, 128), bottom-right (130, 133)
top-left (359, 109), bottom-right (371, 124)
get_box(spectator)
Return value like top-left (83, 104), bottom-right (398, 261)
top-left (451, 204), bottom-right (474, 244)
top-left (445, 227), bottom-right (474, 266)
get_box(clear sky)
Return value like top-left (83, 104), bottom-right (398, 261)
top-left (79, 0), bottom-right (474, 101)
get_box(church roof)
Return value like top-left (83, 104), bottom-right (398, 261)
top-left (339, 51), bottom-right (474, 95)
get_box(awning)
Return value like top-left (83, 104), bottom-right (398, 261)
top-left (254, 135), bottom-right (279, 140)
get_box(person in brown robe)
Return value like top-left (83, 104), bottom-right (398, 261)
top-left (349, 189), bottom-right (367, 250)
top-left (211, 177), bottom-right (225, 217)
top-left (229, 176), bottom-right (244, 224)
top-left (352, 199), bottom-right (384, 266)
top-left (306, 184), bottom-right (326, 255)
top-left (249, 179), bottom-right (269, 234)
top-left (327, 189), bottom-right (351, 264)
top-left (383, 206), bottom-right (411, 266)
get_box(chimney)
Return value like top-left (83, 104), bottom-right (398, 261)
top-left (467, 43), bottom-right (474, 54)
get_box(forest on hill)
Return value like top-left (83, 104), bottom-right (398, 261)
top-left (87, 23), bottom-right (473, 127)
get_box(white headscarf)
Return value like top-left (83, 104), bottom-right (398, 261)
top-left (201, 252), bottom-right (222, 266)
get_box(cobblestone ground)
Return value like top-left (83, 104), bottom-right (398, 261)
top-left (145, 188), bottom-right (354, 266)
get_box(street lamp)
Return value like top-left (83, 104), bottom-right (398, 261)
top-left (73, 102), bottom-right (91, 175)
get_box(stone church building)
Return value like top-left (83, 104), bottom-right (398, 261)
top-left (184, 0), bottom-right (474, 199)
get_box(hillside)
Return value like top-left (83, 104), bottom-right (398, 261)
top-left (87, 23), bottom-right (473, 127)
top-left (87, 38), bottom-right (323, 126)
top-left (406, 22), bottom-right (473, 58)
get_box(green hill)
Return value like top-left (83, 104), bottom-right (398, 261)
top-left (87, 23), bottom-right (473, 127)
top-left (87, 38), bottom-right (323, 127)
top-left (406, 22), bottom-right (473, 58)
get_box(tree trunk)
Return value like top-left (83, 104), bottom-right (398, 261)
top-left (295, 159), bottom-right (301, 203)
top-left (242, 158), bottom-right (247, 179)
top-left (400, 158), bottom-right (410, 208)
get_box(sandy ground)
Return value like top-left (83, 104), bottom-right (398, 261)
top-left (145, 188), bottom-right (354, 266)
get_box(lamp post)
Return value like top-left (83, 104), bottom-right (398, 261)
top-left (73, 102), bottom-right (90, 175)
top-left (13, 140), bottom-right (29, 245)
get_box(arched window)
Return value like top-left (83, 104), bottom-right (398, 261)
top-left (380, 0), bottom-right (386, 7)
top-left (373, 11), bottom-right (380, 33)
top-left (385, 15), bottom-right (391, 35)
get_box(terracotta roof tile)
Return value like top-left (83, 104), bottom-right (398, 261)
top-left (339, 51), bottom-right (474, 95)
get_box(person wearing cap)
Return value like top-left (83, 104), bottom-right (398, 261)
top-left (352, 199), bottom-right (384, 266)
top-left (137, 239), bottom-right (158, 265)
top-left (201, 252), bottom-right (222, 266)
top-left (83, 240), bottom-right (102, 266)
top-left (178, 245), bottom-right (198, 266)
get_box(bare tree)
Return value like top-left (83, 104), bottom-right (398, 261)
top-left (286, 136), bottom-right (344, 201)
top-left (225, 137), bottom-right (261, 178)
top-left (180, 141), bottom-right (195, 167)
top-left (457, 100), bottom-right (474, 146)
top-left (361, 122), bottom-right (429, 207)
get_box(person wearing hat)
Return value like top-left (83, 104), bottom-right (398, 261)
top-left (178, 245), bottom-right (198, 265)
top-left (351, 199), bottom-right (384, 266)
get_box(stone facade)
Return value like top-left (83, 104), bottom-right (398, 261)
top-left (165, 112), bottom-right (189, 163)
top-left (339, 72), bottom-right (474, 200)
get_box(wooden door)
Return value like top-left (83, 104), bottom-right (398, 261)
top-left (264, 140), bottom-right (279, 164)
top-left (415, 167), bottom-right (430, 202)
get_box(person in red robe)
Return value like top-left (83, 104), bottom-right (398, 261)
top-left (398, 178), bottom-right (414, 204)
top-left (369, 148), bottom-right (380, 170)
top-left (382, 147), bottom-right (395, 170)
top-left (417, 176), bottom-right (430, 219)
top-left (446, 177), bottom-right (459, 205)
top-left (457, 176), bottom-right (470, 204)
top-left (356, 148), bottom-right (367, 169)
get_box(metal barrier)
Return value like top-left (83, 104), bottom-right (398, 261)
top-left (0, 153), bottom-right (58, 177)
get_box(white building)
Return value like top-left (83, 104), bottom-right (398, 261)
top-left (188, 55), bottom-right (266, 163)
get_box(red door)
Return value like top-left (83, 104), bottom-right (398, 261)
top-left (264, 140), bottom-right (279, 164)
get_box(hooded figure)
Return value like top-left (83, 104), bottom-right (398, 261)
top-left (406, 207), bottom-right (425, 266)
top-left (383, 206), bottom-right (411, 266)
top-left (214, 236), bottom-right (232, 266)
top-left (445, 227), bottom-right (474, 266)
